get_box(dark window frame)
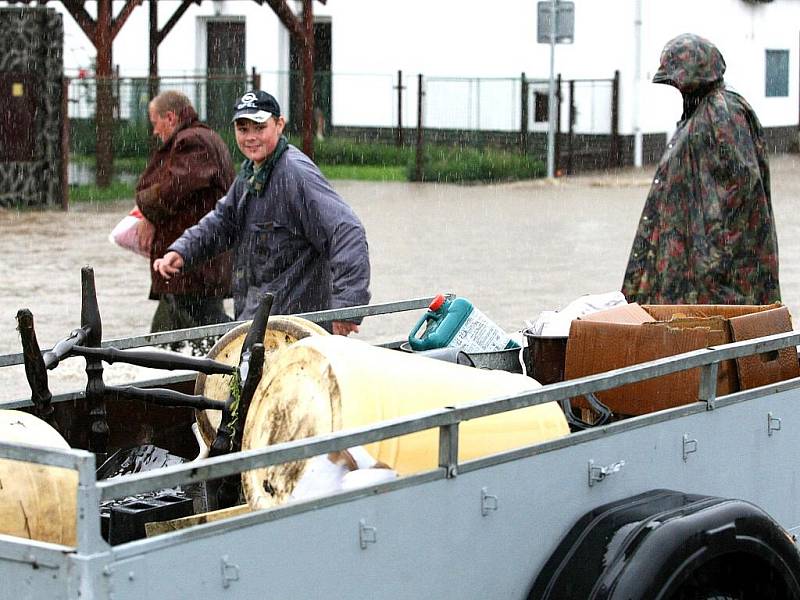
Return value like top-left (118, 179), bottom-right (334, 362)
top-left (765, 49), bottom-right (789, 98)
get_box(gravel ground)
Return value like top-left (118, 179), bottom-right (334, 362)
top-left (2, 153), bottom-right (799, 400)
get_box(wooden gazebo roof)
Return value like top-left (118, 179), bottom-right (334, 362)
top-left (5, 0), bottom-right (325, 186)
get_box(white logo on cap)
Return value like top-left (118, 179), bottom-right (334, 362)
top-left (241, 92), bottom-right (257, 103)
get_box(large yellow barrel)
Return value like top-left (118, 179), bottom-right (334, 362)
top-left (194, 316), bottom-right (329, 447)
top-left (0, 410), bottom-right (77, 546)
top-left (241, 336), bottom-right (569, 509)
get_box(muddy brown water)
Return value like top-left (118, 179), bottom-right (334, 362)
top-left (2, 153), bottom-right (800, 400)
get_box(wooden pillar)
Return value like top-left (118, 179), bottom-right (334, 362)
top-left (95, 0), bottom-right (114, 188)
top-left (148, 0), bottom-right (159, 101)
top-left (61, 77), bottom-right (70, 211)
top-left (301, 0), bottom-right (314, 160)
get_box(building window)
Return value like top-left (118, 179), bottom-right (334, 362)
top-left (765, 49), bottom-right (789, 97)
top-left (534, 91), bottom-right (549, 122)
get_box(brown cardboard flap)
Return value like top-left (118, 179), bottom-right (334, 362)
top-left (646, 317), bottom-right (737, 394)
top-left (728, 306), bottom-right (799, 389)
top-left (565, 320), bottom-right (712, 414)
top-left (644, 303), bottom-right (782, 321)
top-left (646, 316), bottom-right (727, 338)
top-left (579, 303), bottom-right (656, 324)
top-left (565, 303), bottom-right (794, 416)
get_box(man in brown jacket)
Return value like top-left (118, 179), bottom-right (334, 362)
top-left (135, 91), bottom-right (235, 332)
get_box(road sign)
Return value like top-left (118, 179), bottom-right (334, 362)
top-left (537, 1), bottom-right (575, 44)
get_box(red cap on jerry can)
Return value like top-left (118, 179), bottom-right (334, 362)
top-left (429, 294), bottom-right (446, 311)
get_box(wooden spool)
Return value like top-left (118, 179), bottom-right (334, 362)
top-left (241, 336), bottom-right (570, 510)
top-left (0, 410), bottom-right (77, 546)
top-left (194, 315), bottom-right (329, 448)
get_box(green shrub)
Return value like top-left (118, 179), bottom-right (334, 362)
top-left (410, 146), bottom-right (545, 183)
top-left (69, 119), bottom-right (96, 155)
top-left (303, 137), bottom-right (413, 167)
top-left (68, 181), bottom-right (134, 203)
top-left (69, 122), bottom-right (544, 184)
top-left (318, 164), bottom-right (407, 181)
top-left (70, 119), bottom-right (151, 158)
top-left (114, 121), bottom-right (151, 158)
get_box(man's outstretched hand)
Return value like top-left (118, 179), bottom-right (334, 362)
top-left (153, 251), bottom-right (184, 280)
top-left (332, 321), bottom-right (359, 336)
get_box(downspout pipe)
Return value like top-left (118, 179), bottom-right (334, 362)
top-left (633, 0), bottom-right (643, 168)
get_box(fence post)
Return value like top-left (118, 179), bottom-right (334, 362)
top-left (520, 72), bottom-right (528, 155)
top-left (567, 79), bottom-right (575, 175)
top-left (610, 69), bottom-right (620, 168)
top-left (61, 76), bottom-right (70, 211)
top-left (251, 66), bottom-right (260, 91)
top-left (555, 73), bottom-right (562, 175)
top-left (148, 0), bottom-right (159, 101)
top-left (396, 70), bottom-right (404, 147)
top-left (414, 73), bottom-right (425, 181)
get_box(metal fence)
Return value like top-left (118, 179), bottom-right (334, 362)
top-left (66, 69), bottom-right (620, 173)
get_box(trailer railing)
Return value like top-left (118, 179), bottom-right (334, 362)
top-left (0, 297), bottom-right (435, 408)
top-left (0, 320), bottom-right (799, 559)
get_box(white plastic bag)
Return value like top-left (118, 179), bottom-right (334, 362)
top-left (526, 291), bottom-right (628, 338)
top-left (108, 207), bottom-right (152, 258)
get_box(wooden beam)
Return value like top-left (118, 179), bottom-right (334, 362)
top-left (301, 0), bottom-right (314, 158)
top-left (158, 0), bottom-right (201, 45)
top-left (95, 0), bottom-right (114, 187)
top-left (262, 0), bottom-right (302, 39)
top-left (61, 0), bottom-right (96, 44)
top-left (149, 0), bottom-right (159, 100)
top-left (111, 0), bottom-right (144, 41)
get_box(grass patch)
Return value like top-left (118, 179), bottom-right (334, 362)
top-left (306, 137), bottom-right (413, 167)
top-left (68, 139), bottom-right (547, 195)
top-left (67, 164), bottom-right (404, 203)
top-left (412, 146), bottom-right (546, 183)
top-left (68, 181), bottom-right (135, 203)
top-left (320, 164), bottom-right (407, 181)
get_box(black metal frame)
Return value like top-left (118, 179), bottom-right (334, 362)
top-left (15, 266), bottom-right (272, 502)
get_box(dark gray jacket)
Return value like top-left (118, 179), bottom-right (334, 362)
top-left (169, 145), bottom-right (371, 320)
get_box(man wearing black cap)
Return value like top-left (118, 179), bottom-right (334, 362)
top-left (153, 90), bottom-right (371, 335)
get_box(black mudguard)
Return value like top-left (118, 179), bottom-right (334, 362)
top-left (529, 489), bottom-right (800, 600)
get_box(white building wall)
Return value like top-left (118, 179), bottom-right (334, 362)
top-left (10, 0), bottom-right (798, 136)
top-left (634, 0), bottom-right (799, 134)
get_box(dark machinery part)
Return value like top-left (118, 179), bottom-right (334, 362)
top-left (17, 267), bottom-right (238, 450)
top-left (208, 293), bottom-right (274, 510)
top-left (15, 309), bottom-right (56, 426)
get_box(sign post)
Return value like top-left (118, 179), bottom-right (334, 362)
top-left (537, 1), bottom-right (574, 178)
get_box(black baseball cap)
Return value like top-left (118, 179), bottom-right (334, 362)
top-left (231, 90), bottom-right (281, 123)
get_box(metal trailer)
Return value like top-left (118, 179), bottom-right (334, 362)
top-left (2, 298), bottom-right (800, 599)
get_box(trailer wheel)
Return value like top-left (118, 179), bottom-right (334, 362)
top-left (529, 490), bottom-right (800, 600)
top-left (667, 550), bottom-right (790, 600)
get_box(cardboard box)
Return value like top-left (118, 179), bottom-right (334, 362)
top-left (566, 303), bottom-right (799, 416)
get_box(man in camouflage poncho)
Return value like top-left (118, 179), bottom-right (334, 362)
top-left (622, 33), bottom-right (780, 305)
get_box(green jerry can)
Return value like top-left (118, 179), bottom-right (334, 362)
top-left (408, 294), bottom-right (519, 353)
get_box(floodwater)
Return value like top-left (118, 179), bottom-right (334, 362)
top-left (68, 162), bottom-right (138, 185)
top-left (2, 153), bottom-right (800, 400)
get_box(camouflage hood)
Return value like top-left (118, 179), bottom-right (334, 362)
top-left (652, 33), bottom-right (726, 92)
